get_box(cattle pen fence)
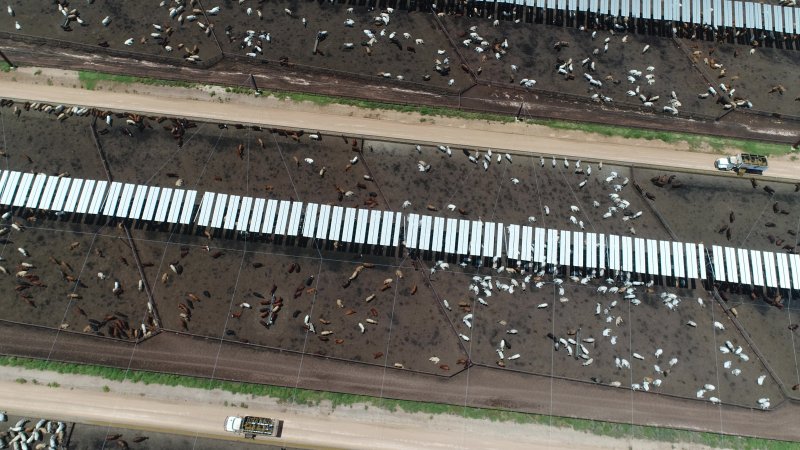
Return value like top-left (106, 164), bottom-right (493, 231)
top-left (0, 24), bottom-right (797, 141)
top-left (0, 31), bottom-right (224, 71)
top-left (0, 317), bottom-right (795, 415)
top-left (89, 118), bottom-right (163, 330)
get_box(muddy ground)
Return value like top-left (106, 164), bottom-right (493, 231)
top-left (0, 0), bottom-right (219, 62)
top-left (727, 292), bottom-right (800, 392)
top-left (443, 14), bottom-right (800, 117)
top-left (0, 105), bottom-right (796, 407)
top-left (0, 413), bottom-right (284, 450)
top-left (0, 1), bottom-right (797, 117)
top-left (215, 1), bottom-right (472, 90)
top-left (637, 167), bottom-right (800, 253)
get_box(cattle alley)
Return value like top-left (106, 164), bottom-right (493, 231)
top-left (0, 78), bottom-right (799, 446)
top-left (0, 79), bottom-right (798, 181)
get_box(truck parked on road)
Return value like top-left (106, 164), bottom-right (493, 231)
top-left (714, 153), bottom-right (768, 175)
top-left (224, 415), bottom-right (283, 439)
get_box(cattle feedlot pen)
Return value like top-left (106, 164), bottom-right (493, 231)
top-left (0, 169), bottom-right (796, 292)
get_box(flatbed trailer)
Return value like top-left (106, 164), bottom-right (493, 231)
top-left (224, 415), bottom-right (283, 439)
top-left (714, 153), bottom-right (768, 175)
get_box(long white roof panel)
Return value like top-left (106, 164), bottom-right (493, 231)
top-left (367, 210), bottom-right (382, 246)
top-left (209, 192), bottom-right (226, 228)
top-left (275, 200), bottom-right (291, 236)
top-left (458, 220), bottom-right (470, 255)
top-left (51, 177), bottom-right (72, 212)
top-left (405, 213), bottom-right (419, 249)
top-left (559, 230), bottom-right (571, 267)
top-left (380, 210), bottom-right (393, 247)
top-left (116, 183), bottom-right (137, 219)
top-left (102, 182), bottom-right (123, 217)
top-left (432, 216), bottom-right (445, 253)
top-left (38, 176), bottom-right (60, 211)
top-left (522, 226), bottom-right (533, 263)
top-left (471, 221), bottom-right (483, 257)
top-left (393, 212), bottom-right (402, 247)
top-left (249, 198), bottom-right (266, 234)
top-left (483, 221), bottom-right (495, 258)
top-left (74, 179), bottom-right (96, 214)
top-left (646, 239), bottom-right (659, 276)
top-left (302, 203), bottom-right (319, 238)
top-left (0, 171), bottom-right (21, 205)
top-left (685, 243), bottom-right (699, 279)
top-left (737, 248), bottom-right (751, 286)
top-left (586, 232), bottom-right (597, 268)
top-left (235, 196), bottom-right (252, 232)
top-left (341, 207), bottom-right (357, 243)
top-left (508, 224), bottom-right (521, 261)
top-left (155, 188), bottom-right (174, 223)
top-left (329, 206), bottom-right (344, 242)
top-left (62, 179), bottom-right (84, 213)
top-left (168, 189), bottom-right (186, 225)
top-left (287, 201), bottom-right (303, 236)
top-left (573, 231), bottom-right (584, 268)
top-left (750, 250), bottom-right (764, 287)
top-left (263, 199), bottom-right (278, 234)
top-left (535, 227), bottom-right (547, 264)
top-left (24, 174), bottom-right (47, 209)
top-left (89, 180), bottom-right (109, 215)
top-left (608, 234), bottom-right (620, 271)
top-left (179, 190), bottom-right (197, 225)
top-left (222, 194), bottom-right (240, 230)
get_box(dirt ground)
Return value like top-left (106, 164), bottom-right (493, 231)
top-left (720, 288), bottom-right (800, 387)
top-left (0, 104), bottom-right (796, 410)
top-left (0, 0), bottom-right (220, 62)
top-left (215, 1), bottom-right (471, 90)
top-left (0, 413), bottom-right (284, 450)
top-left (0, 1), bottom-right (797, 119)
top-left (637, 167), bottom-right (800, 253)
top-left (442, 14), bottom-right (800, 118)
top-left (68, 422), bottom-right (285, 450)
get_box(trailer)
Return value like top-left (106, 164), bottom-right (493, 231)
top-left (224, 415), bottom-right (283, 439)
top-left (714, 153), bottom-right (768, 175)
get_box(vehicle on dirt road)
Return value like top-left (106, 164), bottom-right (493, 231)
top-left (224, 415), bottom-right (283, 439)
top-left (714, 153), bottom-right (768, 175)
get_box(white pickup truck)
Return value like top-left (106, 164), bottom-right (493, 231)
top-left (224, 415), bottom-right (283, 439)
top-left (714, 153), bottom-right (768, 175)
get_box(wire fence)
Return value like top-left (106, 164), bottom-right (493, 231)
top-left (0, 31), bottom-right (224, 70)
top-left (0, 316), bottom-right (789, 412)
top-left (0, 10), bottom-right (797, 130)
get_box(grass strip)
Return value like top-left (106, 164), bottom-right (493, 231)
top-left (77, 70), bottom-right (196, 91)
top-left (0, 355), bottom-right (793, 449)
top-left (531, 119), bottom-right (793, 157)
top-left (74, 69), bottom-right (793, 158)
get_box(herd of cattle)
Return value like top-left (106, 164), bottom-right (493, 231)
top-left (0, 414), bottom-right (66, 450)
top-left (0, 97), bottom-right (790, 412)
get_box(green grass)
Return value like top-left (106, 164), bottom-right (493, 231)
top-left (73, 68), bottom-right (794, 158)
top-left (77, 71), bottom-right (197, 91)
top-left (0, 356), bottom-right (793, 448)
top-left (267, 90), bottom-right (516, 123)
top-left (530, 119), bottom-right (794, 157)
top-left (0, 62), bottom-right (12, 73)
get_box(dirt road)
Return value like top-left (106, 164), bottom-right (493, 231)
top-left (0, 368), bottom-right (686, 450)
top-left (0, 76), bottom-right (797, 181)
top-left (2, 326), bottom-right (798, 443)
